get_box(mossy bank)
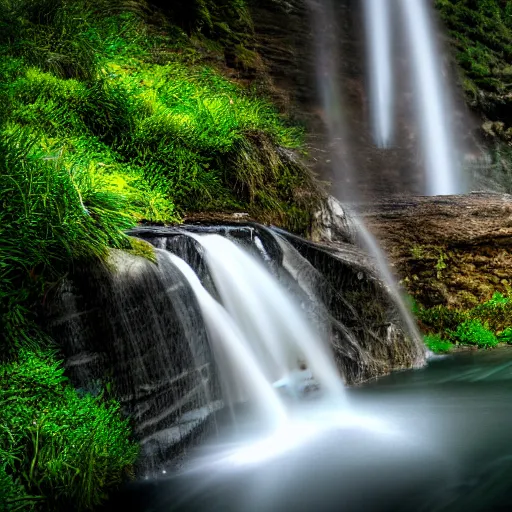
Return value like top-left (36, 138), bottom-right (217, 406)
top-left (0, 0), bottom-right (320, 509)
top-left (363, 193), bottom-right (512, 354)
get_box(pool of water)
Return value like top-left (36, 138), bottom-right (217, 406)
top-left (112, 347), bottom-right (512, 512)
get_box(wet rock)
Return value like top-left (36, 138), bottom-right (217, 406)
top-left (46, 222), bottom-right (425, 471)
top-left (311, 195), bottom-right (354, 245)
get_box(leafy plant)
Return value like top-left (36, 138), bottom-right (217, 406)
top-left (449, 319), bottom-right (499, 348)
top-left (468, 291), bottom-right (512, 332)
top-left (498, 326), bottom-right (512, 344)
top-left (424, 334), bottom-right (453, 354)
top-left (416, 304), bottom-right (466, 333)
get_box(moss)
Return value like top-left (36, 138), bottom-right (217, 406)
top-left (435, 0), bottom-right (512, 132)
top-left (126, 237), bottom-right (157, 263)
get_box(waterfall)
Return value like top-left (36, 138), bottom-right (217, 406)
top-left (363, 0), bottom-right (394, 148)
top-left (50, 223), bottom-right (424, 471)
top-left (189, 234), bottom-right (346, 402)
top-left (307, 0), bottom-right (425, 354)
top-left (167, 252), bottom-right (288, 429)
top-left (362, 0), bottom-right (462, 194)
top-left (401, 0), bottom-right (461, 195)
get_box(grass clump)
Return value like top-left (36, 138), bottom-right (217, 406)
top-left (449, 319), bottom-right (499, 348)
top-left (0, 127), bottom-right (150, 355)
top-left (0, 349), bottom-right (139, 511)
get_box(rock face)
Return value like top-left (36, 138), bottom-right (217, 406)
top-left (45, 250), bottom-right (220, 474)
top-left (247, 0), bottom-right (474, 198)
top-left (362, 192), bottom-right (512, 309)
top-left (46, 222), bottom-right (424, 470)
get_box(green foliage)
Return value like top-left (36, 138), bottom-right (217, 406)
top-left (0, 127), bottom-right (149, 354)
top-left (417, 304), bottom-right (466, 333)
top-left (436, 0), bottom-right (512, 95)
top-left (424, 334), bottom-right (453, 354)
top-left (416, 291), bottom-right (512, 351)
top-left (0, 0), bottom-right (315, 353)
top-left (0, 0), bottom-right (315, 232)
top-left (498, 326), bottom-right (512, 343)
top-left (435, 251), bottom-right (447, 279)
top-left (0, 349), bottom-right (138, 511)
top-left (448, 319), bottom-right (499, 348)
top-left (468, 291), bottom-right (512, 332)
top-left (0, 464), bottom-right (36, 512)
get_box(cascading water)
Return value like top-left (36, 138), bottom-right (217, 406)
top-left (362, 0), bottom-right (462, 195)
top-left (189, 234), bottom-right (346, 403)
top-left (400, 0), bottom-right (461, 195)
top-left (363, 0), bottom-right (394, 148)
top-left (166, 252), bottom-right (288, 429)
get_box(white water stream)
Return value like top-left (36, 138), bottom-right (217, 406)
top-left (401, 0), bottom-right (461, 195)
top-left (167, 252), bottom-right (287, 429)
top-left (164, 234), bottom-right (348, 442)
top-left (362, 0), bottom-right (462, 194)
top-left (189, 234), bottom-right (346, 403)
top-left (163, 234), bottom-right (394, 474)
top-left (363, 0), bottom-right (394, 148)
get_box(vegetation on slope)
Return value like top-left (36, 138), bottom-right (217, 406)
top-left (416, 292), bottom-right (512, 353)
top-left (0, 0), bottom-right (318, 509)
top-left (436, 0), bottom-right (512, 122)
top-left (0, 350), bottom-right (138, 511)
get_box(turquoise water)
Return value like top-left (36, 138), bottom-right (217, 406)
top-left (113, 347), bottom-right (512, 512)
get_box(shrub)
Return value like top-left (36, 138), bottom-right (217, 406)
top-left (0, 349), bottom-right (139, 511)
top-left (498, 326), bottom-right (512, 344)
top-left (424, 334), bottom-right (453, 354)
top-left (416, 304), bottom-right (466, 333)
top-left (468, 291), bottom-right (512, 332)
top-left (449, 319), bottom-right (499, 348)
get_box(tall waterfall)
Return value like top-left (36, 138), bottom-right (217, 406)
top-left (308, 0), bottom-right (424, 353)
top-left (401, 0), bottom-right (460, 195)
top-left (362, 0), bottom-right (462, 195)
top-left (363, 0), bottom-right (394, 148)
